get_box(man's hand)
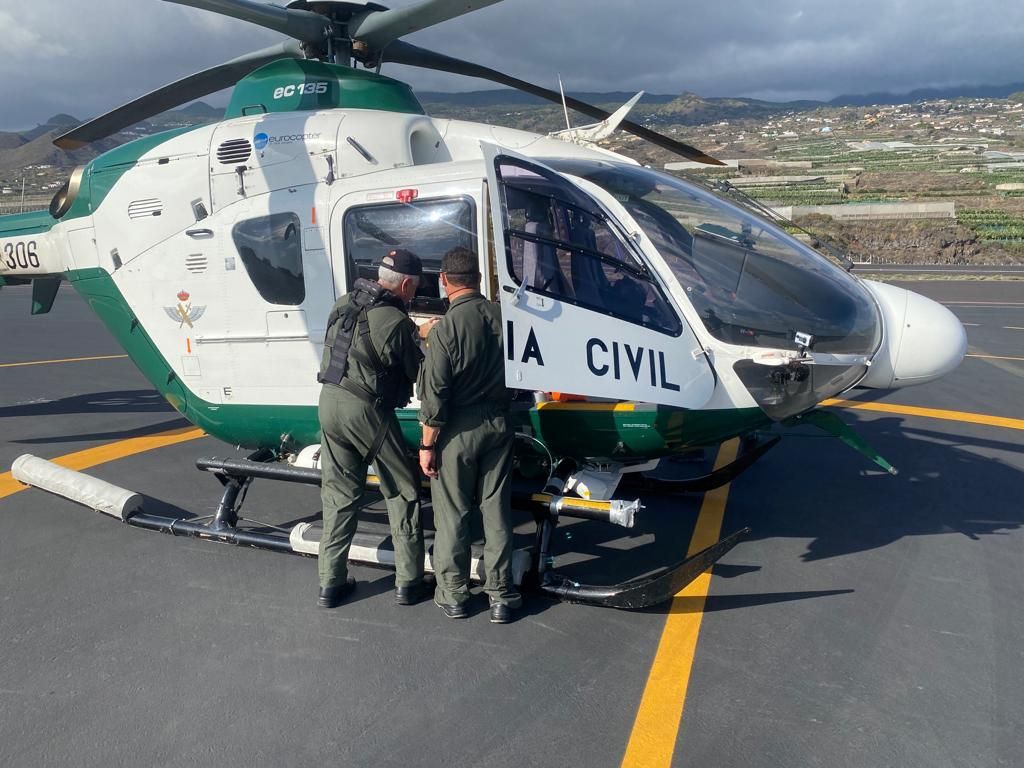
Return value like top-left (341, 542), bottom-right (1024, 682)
top-left (419, 448), bottom-right (438, 479)
top-left (418, 317), bottom-right (440, 340)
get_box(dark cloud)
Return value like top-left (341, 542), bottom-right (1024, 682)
top-left (5, 0), bottom-right (1024, 131)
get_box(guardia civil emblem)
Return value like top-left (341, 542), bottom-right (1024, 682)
top-left (164, 290), bottom-right (206, 328)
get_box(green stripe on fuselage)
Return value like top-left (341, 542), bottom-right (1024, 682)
top-left (0, 209), bottom-right (55, 237)
top-left (68, 267), bottom-right (768, 454)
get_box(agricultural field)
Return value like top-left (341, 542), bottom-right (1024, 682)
top-left (648, 97), bottom-right (1024, 265)
top-left (5, 91), bottom-right (1024, 265)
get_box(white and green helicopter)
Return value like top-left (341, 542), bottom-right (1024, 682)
top-left (1, 0), bottom-right (967, 608)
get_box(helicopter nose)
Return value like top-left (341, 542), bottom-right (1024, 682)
top-left (858, 280), bottom-right (967, 389)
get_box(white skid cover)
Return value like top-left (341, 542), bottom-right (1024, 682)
top-left (289, 523), bottom-right (531, 586)
top-left (11, 455), bottom-right (144, 521)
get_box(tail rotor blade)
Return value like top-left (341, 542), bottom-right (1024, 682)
top-left (382, 41), bottom-right (723, 165)
top-left (55, 41), bottom-right (304, 149)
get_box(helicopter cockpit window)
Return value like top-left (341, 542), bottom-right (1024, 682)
top-left (548, 159), bottom-right (882, 357)
top-left (343, 197), bottom-right (476, 313)
top-left (232, 212), bottom-right (305, 306)
top-left (496, 159), bottom-right (681, 336)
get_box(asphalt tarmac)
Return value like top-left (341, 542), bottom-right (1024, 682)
top-left (1, 280), bottom-right (1021, 768)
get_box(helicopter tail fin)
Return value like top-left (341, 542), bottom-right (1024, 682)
top-left (551, 91), bottom-right (645, 143)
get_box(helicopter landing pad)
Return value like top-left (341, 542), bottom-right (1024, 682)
top-left (1, 281), bottom-right (1022, 768)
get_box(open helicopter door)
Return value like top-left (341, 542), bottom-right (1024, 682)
top-left (482, 144), bottom-right (714, 407)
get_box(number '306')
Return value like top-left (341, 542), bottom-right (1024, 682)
top-left (2, 241), bottom-right (40, 270)
top-left (273, 82), bottom-right (328, 99)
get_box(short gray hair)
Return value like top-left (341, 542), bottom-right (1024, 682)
top-left (378, 266), bottom-right (418, 289)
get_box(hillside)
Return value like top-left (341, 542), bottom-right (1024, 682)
top-left (5, 85), bottom-right (1024, 265)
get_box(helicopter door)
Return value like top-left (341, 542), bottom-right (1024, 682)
top-left (483, 145), bottom-right (714, 408)
top-left (215, 193), bottom-right (335, 405)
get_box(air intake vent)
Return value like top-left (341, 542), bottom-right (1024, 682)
top-left (185, 254), bottom-right (208, 274)
top-left (127, 198), bottom-right (162, 219)
top-left (217, 139), bottom-right (252, 165)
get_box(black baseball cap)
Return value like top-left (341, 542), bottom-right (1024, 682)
top-left (381, 248), bottom-right (423, 277)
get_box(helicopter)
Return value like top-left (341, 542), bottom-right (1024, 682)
top-left (0, 0), bottom-right (968, 609)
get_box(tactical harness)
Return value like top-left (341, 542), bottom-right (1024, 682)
top-left (318, 278), bottom-right (413, 462)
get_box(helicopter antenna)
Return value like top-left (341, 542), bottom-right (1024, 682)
top-left (558, 74), bottom-right (576, 141)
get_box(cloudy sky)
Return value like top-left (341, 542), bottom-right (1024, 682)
top-left (4, 0), bottom-right (1024, 131)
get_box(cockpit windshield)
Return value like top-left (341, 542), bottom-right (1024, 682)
top-left (548, 160), bottom-right (882, 357)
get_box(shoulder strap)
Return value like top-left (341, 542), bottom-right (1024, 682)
top-left (357, 307), bottom-right (387, 377)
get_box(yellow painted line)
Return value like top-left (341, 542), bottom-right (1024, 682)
top-left (535, 401), bottom-right (637, 412)
top-left (967, 353), bottom-right (1024, 362)
top-left (823, 399), bottom-right (1024, 431)
top-left (0, 425), bottom-right (206, 501)
top-left (621, 439), bottom-right (739, 768)
top-left (1004, 326), bottom-right (1024, 331)
top-left (0, 354), bottom-right (128, 369)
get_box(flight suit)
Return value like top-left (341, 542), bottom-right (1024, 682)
top-left (318, 292), bottom-right (424, 590)
top-left (418, 292), bottom-right (520, 607)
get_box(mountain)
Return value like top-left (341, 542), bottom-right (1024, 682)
top-left (0, 129), bottom-right (117, 174)
top-left (5, 81), bottom-right (1024, 176)
top-left (417, 89), bottom-right (680, 108)
top-left (20, 114), bottom-right (79, 142)
top-left (420, 82), bottom-right (1024, 115)
top-left (0, 106), bottom-right (223, 174)
top-left (0, 132), bottom-right (26, 151)
top-left (830, 82), bottom-right (1024, 107)
top-left (642, 92), bottom-right (822, 125)
top-left (175, 101), bottom-right (223, 118)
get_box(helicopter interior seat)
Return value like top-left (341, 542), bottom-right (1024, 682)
top-left (522, 220), bottom-right (572, 297)
top-left (567, 222), bottom-right (608, 310)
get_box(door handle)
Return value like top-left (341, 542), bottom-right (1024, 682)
top-left (186, 228), bottom-right (214, 238)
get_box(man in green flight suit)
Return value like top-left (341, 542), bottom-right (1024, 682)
top-left (316, 249), bottom-right (431, 609)
top-left (418, 247), bottom-right (521, 624)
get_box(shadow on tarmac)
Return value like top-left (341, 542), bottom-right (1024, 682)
top-left (738, 411), bottom-right (1024, 562)
top-left (11, 417), bottom-right (191, 445)
top-left (66, 403), bottom-right (1021, 618)
top-left (0, 389), bottom-right (174, 420)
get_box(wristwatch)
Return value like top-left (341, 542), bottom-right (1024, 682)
top-left (418, 443), bottom-right (434, 451)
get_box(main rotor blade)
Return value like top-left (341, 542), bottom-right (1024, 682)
top-left (350, 0), bottom-right (502, 49)
top-left (55, 41), bottom-right (304, 149)
top-left (163, 0), bottom-right (330, 44)
top-left (381, 42), bottom-right (723, 165)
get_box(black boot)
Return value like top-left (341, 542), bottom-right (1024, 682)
top-left (395, 581), bottom-right (431, 606)
top-left (489, 602), bottom-right (514, 624)
top-left (318, 577), bottom-right (356, 608)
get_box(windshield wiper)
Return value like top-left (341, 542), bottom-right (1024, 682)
top-left (708, 179), bottom-right (854, 272)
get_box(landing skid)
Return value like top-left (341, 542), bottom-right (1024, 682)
top-left (536, 527), bottom-right (750, 609)
top-left (12, 451), bottom-right (749, 611)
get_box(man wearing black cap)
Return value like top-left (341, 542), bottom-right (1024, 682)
top-left (316, 249), bottom-right (430, 608)
top-left (418, 246), bottom-right (521, 623)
